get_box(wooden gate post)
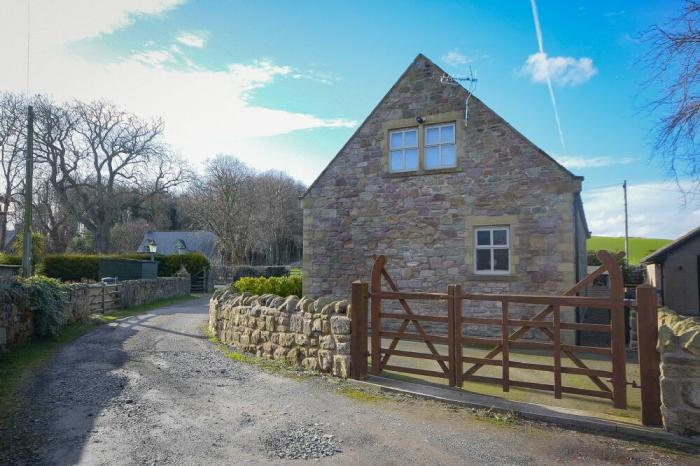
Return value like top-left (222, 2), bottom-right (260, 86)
top-left (636, 284), bottom-right (663, 426)
top-left (351, 281), bottom-right (369, 380)
top-left (447, 285), bottom-right (457, 387)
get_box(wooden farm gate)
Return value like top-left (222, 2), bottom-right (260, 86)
top-left (350, 250), bottom-right (663, 426)
top-left (87, 284), bottom-right (120, 313)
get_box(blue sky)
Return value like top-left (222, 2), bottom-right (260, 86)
top-left (1, 0), bottom-right (696, 239)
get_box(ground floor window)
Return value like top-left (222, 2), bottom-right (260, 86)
top-left (474, 226), bottom-right (510, 274)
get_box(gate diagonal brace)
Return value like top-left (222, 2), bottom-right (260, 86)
top-left (372, 257), bottom-right (450, 375)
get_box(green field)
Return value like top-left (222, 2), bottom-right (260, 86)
top-left (587, 236), bottom-right (673, 264)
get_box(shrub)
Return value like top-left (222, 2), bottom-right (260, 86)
top-left (41, 252), bottom-right (210, 282)
top-left (12, 232), bottom-right (46, 271)
top-left (42, 254), bottom-right (101, 282)
top-left (0, 253), bottom-right (22, 266)
top-left (157, 253), bottom-right (210, 276)
top-left (263, 266), bottom-right (289, 278)
top-left (23, 275), bottom-right (69, 338)
top-left (233, 266), bottom-right (261, 282)
top-left (233, 275), bottom-right (302, 298)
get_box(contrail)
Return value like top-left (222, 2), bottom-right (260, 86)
top-left (530, 0), bottom-right (567, 156)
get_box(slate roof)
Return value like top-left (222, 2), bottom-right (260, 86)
top-left (137, 230), bottom-right (218, 259)
top-left (641, 225), bottom-right (700, 264)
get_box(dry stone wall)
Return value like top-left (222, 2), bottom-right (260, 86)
top-left (658, 309), bottom-right (700, 436)
top-left (209, 290), bottom-right (352, 378)
top-left (1, 276), bottom-right (191, 352)
top-left (119, 277), bottom-right (191, 308)
top-left (0, 295), bottom-right (31, 351)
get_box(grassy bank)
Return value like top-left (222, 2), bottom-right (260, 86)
top-left (0, 294), bottom-right (199, 416)
top-left (587, 236), bottom-right (672, 264)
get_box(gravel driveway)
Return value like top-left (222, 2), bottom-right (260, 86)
top-left (1, 296), bottom-right (696, 465)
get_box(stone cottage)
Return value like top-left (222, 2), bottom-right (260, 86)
top-left (302, 54), bottom-right (588, 319)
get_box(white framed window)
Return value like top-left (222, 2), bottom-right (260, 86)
top-left (388, 127), bottom-right (418, 172)
top-left (474, 226), bottom-right (510, 274)
top-left (424, 122), bottom-right (456, 169)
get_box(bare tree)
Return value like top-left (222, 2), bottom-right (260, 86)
top-left (33, 98), bottom-right (189, 252)
top-left (185, 155), bottom-right (304, 265)
top-left (0, 93), bottom-right (26, 249)
top-left (641, 1), bottom-right (700, 191)
top-left (109, 217), bottom-right (153, 253)
top-left (185, 155), bottom-right (256, 263)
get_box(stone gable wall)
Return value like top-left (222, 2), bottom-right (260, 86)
top-left (302, 56), bottom-right (583, 336)
top-left (208, 291), bottom-right (352, 378)
top-left (658, 309), bottom-right (700, 436)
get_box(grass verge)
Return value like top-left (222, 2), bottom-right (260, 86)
top-left (205, 326), bottom-right (390, 404)
top-left (0, 294), bottom-right (199, 418)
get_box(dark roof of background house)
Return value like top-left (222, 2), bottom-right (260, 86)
top-left (137, 230), bottom-right (218, 258)
top-left (641, 225), bottom-right (700, 264)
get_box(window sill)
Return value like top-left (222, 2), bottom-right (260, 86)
top-left (383, 167), bottom-right (462, 178)
top-left (384, 170), bottom-right (420, 178)
top-left (467, 273), bottom-right (517, 282)
top-left (423, 167), bottom-right (461, 175)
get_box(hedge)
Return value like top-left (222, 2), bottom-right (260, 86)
top-left (41, 252), bottom-right (210, 282)
top-left (233, 275), bottom-right (302, 298)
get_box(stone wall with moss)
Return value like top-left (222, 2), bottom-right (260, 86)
top-left (208, 290), bottom-right (352, 378)
top-left (658, 309), bottom-right (700, 436)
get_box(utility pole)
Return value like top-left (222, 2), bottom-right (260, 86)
top-left (22, 105), bottom-right (33, 278)
top-left (623, 180), bottom-right (629, 266)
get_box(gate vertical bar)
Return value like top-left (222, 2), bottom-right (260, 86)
top-left (370, 257), bottom-right (384, 375)
top-left (447, 285), bottom-right (456, 387)
top-left (553, 304), bottom-right (562, 399)
top-left (454, 284), bottom-right (464, 387)
top-left (351, 281), bottom-right (369, 380)
top-left (636, 284), bottom-right (662, 426)
top-left (501, 301), bottom-right (510, 392)
top-left (601, 250), bottom-right (628, 409)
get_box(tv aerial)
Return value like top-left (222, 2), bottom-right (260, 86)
top-left (440, 66), bottom-right (478, 125)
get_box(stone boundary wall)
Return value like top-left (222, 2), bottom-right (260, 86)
top-left (0, 276), bottom-right (191, 351)
top-left (658, 309), bottom-right (700, 436)
top-left (118, 277), bottom-right (191, 308)
top-left (0, 293), bottom-right (31, 351)
top-left (209, 290), bottom-right (352, 378)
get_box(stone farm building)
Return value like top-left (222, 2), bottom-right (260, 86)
top-left (302, 54), bottom-right (588, 329)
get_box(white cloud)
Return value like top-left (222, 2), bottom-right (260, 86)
top-left (130, 49), bottom-right (176, 66)
top-left (176, 31), bottom-right (206, 48)
top-left (442, 49), bottom-right (470, 67)
top-left (583, 181), bottom-right (700, 239)
top-left (1, 0), bottom-right (354, 176)
top-left (556, 155), bottom-right (634, 169)
top-left (520, 52), bottom-right (597, 86)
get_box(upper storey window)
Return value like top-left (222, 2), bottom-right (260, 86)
top-left (388, 128), bottom-right (418, 172)
top-left (424, 123), bottom-right (456, 169)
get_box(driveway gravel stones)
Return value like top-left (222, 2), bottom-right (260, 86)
top-left (1, 296), bottom-right (697, 465)
top-left (260, 422), bottom-right (341, 460)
